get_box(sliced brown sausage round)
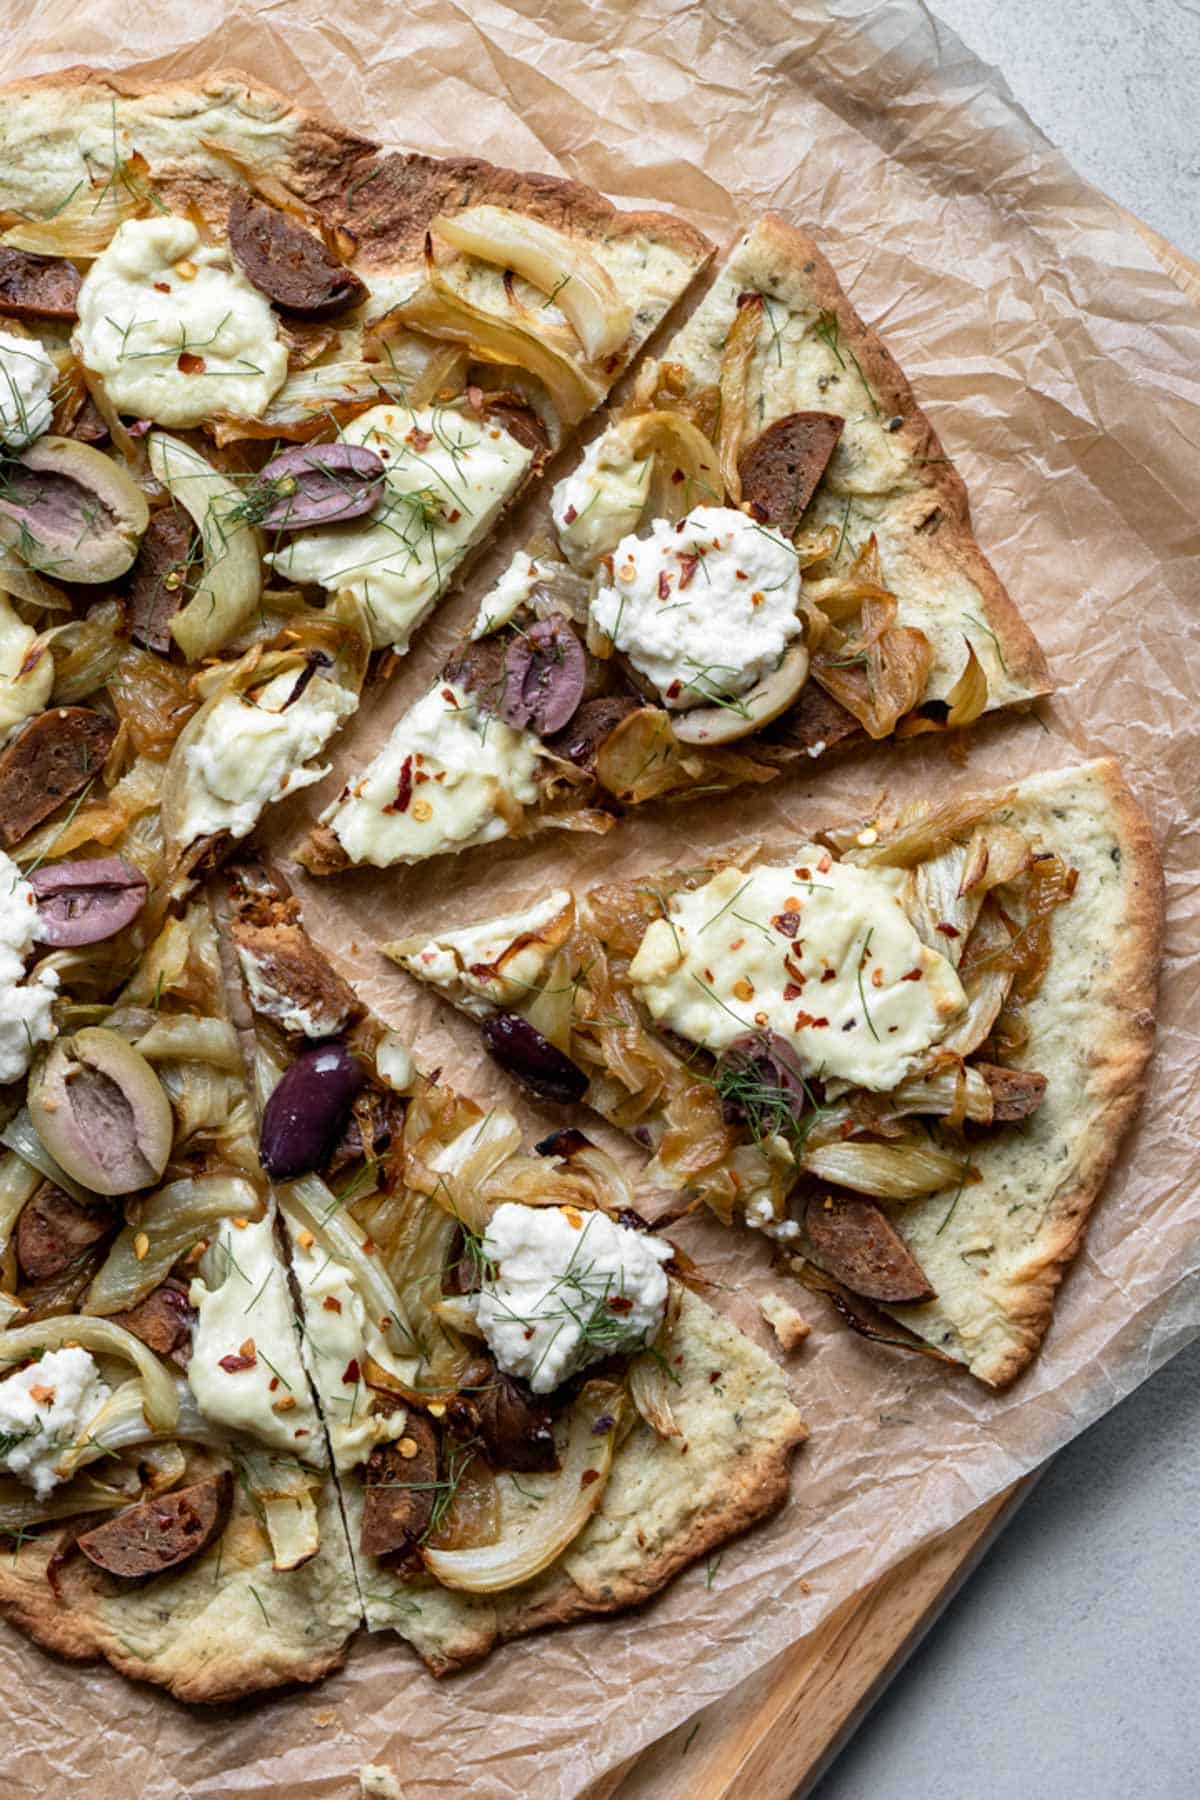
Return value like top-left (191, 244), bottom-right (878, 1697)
top-left (976, 1063), bottom-right (1048, 1122)
top-left (0, 247), bottom-right (82, 322)
top-left (443, 634), bottom-right (507, 709)
top-left (543, 694), bottom-right (640, 770)
top-left (478, 393), bottom-right (550, 457)
top-left (0, 707), bottom-right (115, 848)
top-left (16, 1183), bottom-right (114, 1283)
top-left (449, 1356), bottom-right (558, 1473)
top-left (738, 411), bottom-right (845, 535)
top-left (232, 915), bottom-right (363, 1040)
top-left (804, 1193), bottom-right (935, 1305)
top-left (360, 1410), bottom-right (438, 1559)
top-left (126, 503), bottom-right (194, 653)
top-left (773, 680), bottom-right (860, 757)
top-left (109, 1280), bottom-right (195, 1361)
top-left (227, 193), bottom-right (367, 320)
top-left (77, 1471), bottom-right (232, 1579)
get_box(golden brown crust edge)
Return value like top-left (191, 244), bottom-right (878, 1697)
top-left (974, 759), bottom-right (1163, 1386)
top-left (2, 65), bottom-right (713, 275)
top-left (750, 212), bottom-right (1051, 705)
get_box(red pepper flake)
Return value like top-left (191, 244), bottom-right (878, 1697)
top-left (935, 922), bottom-right (961, 938)
top-left (773, 912), bottom-right (800, 938)
top-left (606, 1295), bottom-right (634, 1315)
top-left (666, 678), bottom-right (682, 699)
top-left (177, 351), bottom-right (206, 374)
top-left (441, 687), bottom-right (461, 708)
top-left (342, 1359), bottom-right (361, 1385)
top-left (218, 1351), bottom-right (256, 1373)
top-left (447, 508), bottom-right (461, 523)
top-left (414, 768), bottom-right (430, 784)
top-left (708, 1370), bottom-right (722, 1385)
top-left (322, 1295), bottom-right (343, 1314)
top-left (677, 552), bottom-right (700, 588)
top-left (817, 851), bottom-right (833, 874)
top-left (383, 754), bottom-right (414, 814)
top-left (657, 569), bottom-right (672, 601)
top-left (784, 982), bottom-right (804, 1002)
top-left (670, 466), bottom-right (685, 485)
top-left (153, 280), bottom-right (171, 293)
top-left (735, 568), bottom-right (748, 580)
top-left (562, 503), bottom-right (578, 525)
top-left (268, 1376), bottom-right (280, 1392)
top-left (796, 867), bottom-right (811, 880)
top-left (405, 425), bottom-right (433, 452)
top-left (794, 1010), bottom-right (816, 1029)
top-left (901, 967), bottom-right (925, 981)
top-left (813, 1016), bottom-right (830, 1028)
top-left (580, 1468), bottom-right (601, 1489)
top-left (820, 967), bottom-right (837, 982)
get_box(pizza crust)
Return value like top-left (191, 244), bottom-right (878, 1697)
top-left (0, 1449), bottom-right (360, 1702)
top-left (352, 1287), bottom-right (806, 1675)
top-left (884, 757), bottom-right (1162, 1383)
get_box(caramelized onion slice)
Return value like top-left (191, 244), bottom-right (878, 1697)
top-left (147, 433), bottom-right (262, 659)
top-left (234, 1444), bottom-right (322, 1569)
top-left (2, 156), bottom-right (153, 258)
top-left (84, 1175), bottom-right (261, 1317)
top-left (423, 1380), bottom-right (626, 1592)
top-left (717, 293), bottom-right (764, 503)
top-left (799, 1141), bottom-right (970, 1200)
top-left (0, 1313), bottom-right (179, 1433)
top-left (433, 205), bottom-right (632, 360)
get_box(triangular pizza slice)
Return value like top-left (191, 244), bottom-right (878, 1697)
top-left (301, 214), bottom-right (1050, 875)
top-left (385, 759), bottom-right (1160, 1385)
top-left (222, 860), bottom-right (806, 1672)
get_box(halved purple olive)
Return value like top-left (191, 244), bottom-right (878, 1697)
top-left (259, 1041), bottom-right (366, 1181)
top-left (499, 613), bottom-right (586, 736)
top-left (29, 856), bottom-right (148, 947)
top-left (719, 1031), bottom-right (811, 1131)
top-left (254, 444), bottom-right (386, 532)
top-left (481, 1013), bottom-right (588, 1104)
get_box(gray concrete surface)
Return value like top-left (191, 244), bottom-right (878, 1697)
top-left (813, 5), bottom-right (1200, 1796)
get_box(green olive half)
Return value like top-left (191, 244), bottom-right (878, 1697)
top-left (30, 1026), bottom-right (173, 1196)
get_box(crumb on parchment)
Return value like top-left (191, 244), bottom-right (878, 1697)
top-left (760, 1292), bottom-right (811, 1352)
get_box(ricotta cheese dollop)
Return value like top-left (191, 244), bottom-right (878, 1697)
top-left (179, 670), bottom-right (357, 847)
top-left (188, 1214), bottom-right (324, 1462)
top-left (470, 550), bottom-right (539, 640)
top-left (0, 1347), bottom-right (110, 1496)
top-left (0, 329), bottom-right (55, 448)
top-left (75, 215), bottom-right (288, 428)
top-left (629, 854), bottom-right (967, 1092)
top-left (591, 505), bottom-right (802, 708)
top-left (268, 404), bottom-right (533, 651)
top-left (0, 847), bottom-right (58, 1085)
top-left (551, 423), bottom-right (650, 571)
top-left (322, 679), bottom-right (540, 869)
top-left (473, 1202), bottom-right (672, 1395)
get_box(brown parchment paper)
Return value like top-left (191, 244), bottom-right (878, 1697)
top-left (2, 1), bottom-right (1200, 1794)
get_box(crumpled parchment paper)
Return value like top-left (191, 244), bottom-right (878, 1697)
top-left (1, 1), bottom-right (1198, 1794)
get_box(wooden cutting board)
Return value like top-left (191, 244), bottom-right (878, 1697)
top-left (584, 206), bottom-right (1200, 1800)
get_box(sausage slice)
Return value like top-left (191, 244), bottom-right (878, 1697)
top-left (738, 411), bottom-right (845, 535)
top-left (776, 680), bottom-right (860, 757)
top-left (77, 1471), bottom-right (233, 1579)
top-left (0, 707), bottom-right (115, 848)
top-left (16, 1183), bottom-right (114, 1283)
top-left (109, 1279), bottom-right (195, 1362)
top-left (359, 1410), bottom-right (438, 1560)
top-left (0, 247), bottom-right (82, 322)
top-left (543, 695), bottom-right (640, 770)
top-left (476, 392), bottom-right (550, 458)
top-left (976, 1063), bottom-right (1048, 1122)
top-left (227, 193), bottom-right (367, 320)
top-left (127, 503), bottom-right (194, 653)
top-left (449, 1356), bottom-right (558, 1473)
top-left (805, 1193), bottom-right (935, 1305)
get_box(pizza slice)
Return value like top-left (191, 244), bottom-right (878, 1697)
top-left (0, 68), bottom-right (711, 873)
top-left (223, 861), bottom-right (806, 1672)
top-left (302, 213), bottom-right (1050, 875)
top-left (386, 759), bottom-right (1161, 1385)
top-left (0, 877), bottom-right (359, 1701)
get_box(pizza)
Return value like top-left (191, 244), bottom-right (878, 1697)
top-left (300, 215), bottom-right (1050, 876)
top-left (0, 66), bottom-right (711, 883)
top-left (224, 861), bottom-right (806, 1674)
top-left (386, 759), bottom-right (1162, 1384)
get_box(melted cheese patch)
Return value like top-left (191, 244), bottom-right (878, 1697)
top-left (322, 679), bottom-right (540, 869)
top-left (76, 216), bottom-right (288, 427)
top-left (288, 1228), bottom-right (409, 1474)
top-left (629, 854), bottom-right (966, 1091)
top-left (551, 423), bottom-right (650, 570)
top-left (267, 405), bottom-right (533, 651)
top-left (188, 1214), bottom-right (324, 1462)
top-left (391, 891), bottom-right (573, 1019)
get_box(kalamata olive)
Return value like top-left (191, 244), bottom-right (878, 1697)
top-left (481, 1013), bottom-right (588, 1104)
top-left (255, 444), bottom-right (386, 531)
top-left (29, 1027), bottom-right (173, 1196)
top-left (259, 1041), bottom-right (366, 1181)
top-left (719, 1032), bottom-right (811, 1132)
top-left (29, 856), bottom-right (148, 947)
top-left (499, 613), bottom-right (586, 735)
